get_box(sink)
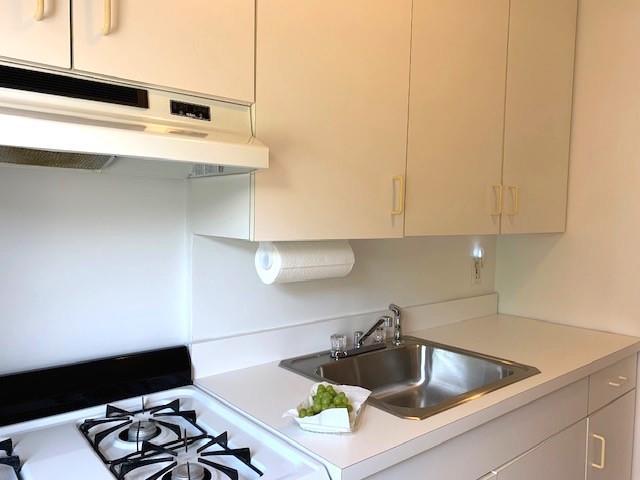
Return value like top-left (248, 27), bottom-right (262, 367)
top-left (279, 336), bottom-right (540, 420)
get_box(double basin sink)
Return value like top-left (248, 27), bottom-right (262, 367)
top-left (280, 336), bottom-right (540, 420)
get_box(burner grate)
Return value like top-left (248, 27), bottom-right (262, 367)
top-left (79, 399), bottom-right (207, 465)
top-left (110, 433), bottom-right (264, 480)
top-left (0, 439), bottom-right (22, 480)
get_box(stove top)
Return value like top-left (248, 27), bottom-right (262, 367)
top-left (79, 396), bottom-right (263, 480)
top-left (0, 347), bottom-right (326, 480)
top-left (0, 387), bottom-right (326, 480)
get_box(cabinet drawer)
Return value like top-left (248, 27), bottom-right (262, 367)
top-left (588, 355), bottom-right (636, 414)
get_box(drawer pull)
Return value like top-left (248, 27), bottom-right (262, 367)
top-left (591, 434), bottom-right (606, 470)
top-left (608, 375), bottom-right (628, 387)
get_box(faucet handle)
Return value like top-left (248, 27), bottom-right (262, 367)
top-left (330, 333), bottom-right (347, 359)
top-left (353, 331), bottom-right (363, 348)
top-left (388, 303), bottom-right (401, 317)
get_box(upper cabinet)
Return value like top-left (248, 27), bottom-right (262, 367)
top-left (405, 0), bottom-right (510, 236)
top-left (250, 0), bottom-right (412, 240)
top-left (500, 0), bottom-right (577, 234)
top-left (191, 0), bottom-right (578, 241)
top-left (0, 0), bottom-right (71, 68)
top-left (72, 0), bottom-right (255, 103)
top-left (191, 0), bottom-right (412, 241)
top-left (406, 0), bottom-right (577, 236)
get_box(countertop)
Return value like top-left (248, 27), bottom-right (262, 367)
top-left (196, 314), bottom-right (640, 480)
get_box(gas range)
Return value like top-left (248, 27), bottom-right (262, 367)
top-left (0, 348), bottom-right (327, 480)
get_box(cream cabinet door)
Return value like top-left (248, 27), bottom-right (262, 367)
top-left (252, 0), bottom-right (411, 241)
top-left (587, 391), bottom-right (635, 480)
top-left (0, 0), bottom-right (70, 68)
top-left (495, 420), bottom-right (587, 480)
top-left (72, 0), bottom-right (255, 103)
top-left (404, 0), bottom-right (509, 236)
top-left (500, 0), bottom-right (577, 234)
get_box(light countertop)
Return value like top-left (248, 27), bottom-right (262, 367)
top-left (196, 314), bottom-right (640, 480)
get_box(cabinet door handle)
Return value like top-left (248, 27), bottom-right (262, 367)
top-left (491, 185), bottom-right (503, 216)
top-left (34, 0), bottom-right (44, 20)
top-left (102, 0), bottom-right (112, 35)
top-left (391, 175), bottom-right (405, 215)
top-left (591, 434), bottom-right (606, 470)
top-left (506, 185), bottom-right (519, 216)
top-left (608, 375), bottom-right (629, 387)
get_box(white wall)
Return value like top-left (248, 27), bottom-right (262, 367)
top-left (495, 1), bottom-right (640, 476)
top-left (496, 0), bottom-right (640, 335)
top-left (0, 165), bottom-right (189, 374)
top-left (191, 235), bottom-right (496, 342)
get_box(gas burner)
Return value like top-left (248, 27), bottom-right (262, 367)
top-left (110, 433), bottom-right (263, 480)
top-left (168, 462), bottom-right (210, 480)
top-left (120, 421), bottom-right (161, 443)
top-left (79, 399), bottom-right (206, 464)
top-left (0, 439), bottom-right (22, 479)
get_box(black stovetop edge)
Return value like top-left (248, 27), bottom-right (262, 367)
top-left (0, 346), bottom-right (192, 427)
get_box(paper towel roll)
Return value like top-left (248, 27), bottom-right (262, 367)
top-left (255, 241), bottom-right (355, 284)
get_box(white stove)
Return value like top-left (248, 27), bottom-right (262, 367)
top-left (0, 386), bottom-right (327, 480)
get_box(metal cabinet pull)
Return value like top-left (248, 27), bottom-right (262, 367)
top-left (34, 0), bottom-right (45, 20)
top-left (103, 0), bottom-right (112, 35)
top-left (608, 375), bottom-right (629, 387)
top-left (506, 185), bottom-right (520, 216)
top-left (391, 175), bottom-right (405, 215)
top-left (491, 185), bottom-right (503, 216)
top-left (591, 434), bottom-right (606, 470)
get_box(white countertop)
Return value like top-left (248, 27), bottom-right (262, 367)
top-left (196, 314), bottom-right (640, 480)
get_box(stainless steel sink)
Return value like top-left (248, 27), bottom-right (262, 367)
top-left (279, 336), bottom-right (540, 420)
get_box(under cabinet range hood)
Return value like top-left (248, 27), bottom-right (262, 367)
top-left (0, 65), bottom-right (268, 178)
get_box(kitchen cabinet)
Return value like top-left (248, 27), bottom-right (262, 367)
top-left (72, 0), bottom-right (255, 103)
top-left (368, 355), bottom-right (638, 480)
top-left (0, 0), bottom-right (71, 68)
top-left (405, 0), bottom-right (577, 236)
top-left (190, 0), bottom-right (577, 241)
top-left (500, 0), bottom-right (577, 234)
top-left (191, 0), bottom-right (412, 241)
top-left (587, 391), bottom-right (636, 480)
top-left (404, 0), bottom-right (509, 236)
top-left (495, 420), bottom-right (586, 480)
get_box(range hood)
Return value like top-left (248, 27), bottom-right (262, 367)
top-left (0, 65), bottom-right (268, 178)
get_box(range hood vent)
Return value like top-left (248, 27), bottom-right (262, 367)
top-left (0, 145), bottom-right (114, 171)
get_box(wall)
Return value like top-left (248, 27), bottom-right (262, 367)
top-left (191, 235), bottom-right (496, 342)
top-left (495, 1), bottom-right (640, 476)
top-left (0, 165), bottom-right (189, 375)
top-left (496, 0), bottom-right (640, 336)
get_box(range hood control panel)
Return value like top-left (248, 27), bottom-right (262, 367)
top-left (170, 100), bottom-right (211, 121)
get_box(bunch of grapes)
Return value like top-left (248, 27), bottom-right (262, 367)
top-left (298, 384), bottom-right (353, 418)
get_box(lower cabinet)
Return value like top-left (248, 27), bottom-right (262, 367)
top-left (494, 420), bottom-right (586, 480)
top-left (366, 355), bottom-right (637, 480)
top-left (587, 390), bottom-right (636, 480)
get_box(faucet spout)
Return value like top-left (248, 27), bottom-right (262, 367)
top-left (356, 315), bottom-right (390, 348)
top-left (389, 303), bottom-right (402, 345)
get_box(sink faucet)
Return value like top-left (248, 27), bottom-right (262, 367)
top-left (389, 303), bottom-right (402, 345)
top-left (355, 315), bottom-right (392, 348)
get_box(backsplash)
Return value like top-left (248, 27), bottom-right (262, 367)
top-left (0, 165), bottom-right (189, 375)
top-left (191, 235), bottom-right (497, 342)
top-left (0, 164), bottom-right (497, 376)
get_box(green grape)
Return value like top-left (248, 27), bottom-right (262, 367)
top-left (346, 404), bottom-right (353, 412)
top-left (326, 386), bottom-right (336, 396)
top-left (313, 404), bottom-right (322, 414)
top-left (299, 408), bottom-right (308, 418)
top-left (317, 385), bottom-right (326, 394)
